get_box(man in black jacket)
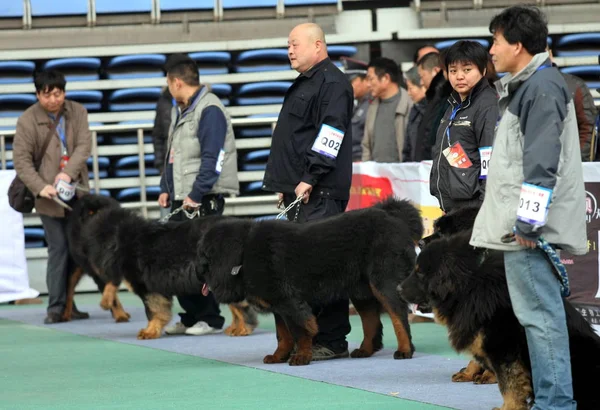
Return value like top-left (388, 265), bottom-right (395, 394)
top-left (262, 22), bottom-right (354, 361)
top-left (152, 88), bottom-right (174, 173)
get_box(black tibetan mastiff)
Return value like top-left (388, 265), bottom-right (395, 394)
top-left (196, 197), bottom-right (423, 366)
top-left (65, 194), bottom-right (130, 323)
top-left (400, 213), bottom-right (600, 409)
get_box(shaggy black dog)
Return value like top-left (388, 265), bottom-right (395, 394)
top-left (399, 219), bottom-right (600, 410)
top-left (196, 197), bottom-right (423, 366)
top-left (65, 194), bottom-right (130, 322)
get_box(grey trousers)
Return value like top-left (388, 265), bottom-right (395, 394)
top-left (39, 215), bottom-right (72, 315)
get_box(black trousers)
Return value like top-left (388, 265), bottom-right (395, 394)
top-left (169, 195), bottom-right (225, 329)
top-left (283, 192), bottom-right (352, 353)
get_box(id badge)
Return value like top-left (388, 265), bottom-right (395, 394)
top-left (442, 142), bottom-right (473, 168)
top-left (479, 146), bottom-right (492, 179)
top-left (517, 183), bottom-right (553, 226)
top-left (169, 148), bottom-right (175, 164)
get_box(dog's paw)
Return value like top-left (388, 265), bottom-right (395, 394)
top-left (393, 350), bottom-right (413, 360)
top-left (263, 354), bottom-right (286, 364)
top-left (350, 348), bottom-right (373, 358)
top-left (114, 313), bottom-right (130, 323)
top-left (99, 298), bottom-right (113, 311)
top-left (288, 354), bottom-right (312, 366)
top-left (452, 367), bottom-right (473, 382)
top-left (473, 370), bottom-right (497, 385)
top-left (137, 328), bottom-right (161, 340)
top-left (225, 324), bottom-right (254, 337)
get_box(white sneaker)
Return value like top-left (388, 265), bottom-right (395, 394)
top-left (165, 322), bottom-right (189, 335)
top-left (184, 321), bottom-right (222, 336)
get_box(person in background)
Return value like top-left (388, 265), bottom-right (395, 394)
top-left (413, 45), bottom-right (439, 65)
top-left (342, 58), bottom-right (370, 161)
top-left (402, 66), bottom-right (427, 162)
top-left (152, 87), bottom-right (174, 174)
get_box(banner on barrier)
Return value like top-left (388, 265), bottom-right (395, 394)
top-left (349, 161), bottom-right (600, 319)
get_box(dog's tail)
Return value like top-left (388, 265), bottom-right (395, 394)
top-left (373, 196), bottom-right (424, 242)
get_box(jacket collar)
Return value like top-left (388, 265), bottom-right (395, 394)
top-left (32, 100), bottom-right (69, 126)
top-left (448, 76), bottom-right (490, 107)
top-left (495, 52), bottom-right (551, 98)
top-left (301, 57), bottom-right (330, 78)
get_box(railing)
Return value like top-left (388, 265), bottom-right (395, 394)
top-left (0, 117), bottom-right (280, 224)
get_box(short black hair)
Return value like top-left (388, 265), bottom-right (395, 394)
top-left (165, 53), bottom-right (200, 87)
top-left (489, 5), bottom-right (548, 55)
top-left (417, 52), bottom-right (442, 71)
top-left (413, 44), bottom-right (437, 64)
top-left (444, 40), bottom-right (489, 74)
top-left (368, 57), bottom-right (400, 85)
top-left (34, 70), bottom-right (66, 93)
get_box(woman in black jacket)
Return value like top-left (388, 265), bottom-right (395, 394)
top-left (430, 40), bottom-right (499, 212)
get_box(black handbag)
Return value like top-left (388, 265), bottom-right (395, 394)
top-left (8, 113), bottom-right (62, 213)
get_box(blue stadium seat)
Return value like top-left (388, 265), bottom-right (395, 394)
top-left (66, 90), bottom-right (103, 112)
top-left (87, 156), bottom-right (110, 179)
top-left (254, 214), bottom-right (278, 221)
top-left (235, 49), bottom-right (289, 73)
top-left (5, 160), bottom-right (14, 170)
top-left (96, 0), bottom-right (153, 14)
top-left (210, 83), bottom-right (232, 106)
top-left (223, 0), bottom-right (277, 9)
top-left (106, 54), bottom-right (166, 80)
top-left (242, 180), bottom-right (266, 194)
top-left (43, 58), bottom-right (101, 81)
top-left (0, 61), bottom-right (35, 84)
top-left (237, 113), bottom-right (277, 138)
top-left (31, 0), bottom-right (88, 16)
top-left (327, 45), bottom-right (358, 59)
top-left (115, 186), bottom-right (162, 202)
top-left (24, 228), bottom-right (45, 249)
top-left (560, 66), bottom-right (600, 89)
top-left (108, 88), bottom-right (162, 111)
top-left (189, 51), bottom-right (231, 75)
top-left (113, 154), bottom-right (160, 177)
top-left (110, 120), bottom-right (153, 144)
top-left (285, 0), bottom-right (337, 3)
top-left (241, 149), bottom-right (270, 171)
top-left (236, 81), bottom-right (291, 105)
top-left (434, 39), bottom-right (490, 51)
top-left (0, 3), bottom-right (23, 18)
top-left (161, 0), bottom-right (213, 11)
top-left (0, 94), bottom-right (36, 118)
top-left (555, 33), bottom-right (600, 57)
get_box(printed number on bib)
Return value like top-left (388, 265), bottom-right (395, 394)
top-left (312, 124), bottom-right (344, 159)
top-left (516, 183), bottom-right (552, 226)
top-left (55, 179), bottom-right (76, 202)
top-left (216, 149), bottom-right (225, 174)
top-left (479, 146), bottom-right (492, 179)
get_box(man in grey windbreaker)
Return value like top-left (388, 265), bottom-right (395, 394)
top-left (470, 6), bottom-right (587, 410)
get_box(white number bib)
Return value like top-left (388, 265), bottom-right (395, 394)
top-left (311, 124), bottom-right (344, 159)
top-left (517, 183), bottom-right (552, 225)
top-left (479, 146), bottom-right (492, 179)
top-left (55, 179), bottom-right (76, 202)
top-left (216, 149), bottom-right (225, 174)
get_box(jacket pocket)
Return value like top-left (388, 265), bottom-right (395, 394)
top-left (446, 166), bottom-right (480, 200)
top-left (290, 96), bottom-right (309, 118)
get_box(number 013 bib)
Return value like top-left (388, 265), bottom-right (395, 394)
top-left (517, 183), bottom-right (553, 226)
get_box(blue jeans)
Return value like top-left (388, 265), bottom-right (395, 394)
top-left (504, 248), bottom-right (576, 410)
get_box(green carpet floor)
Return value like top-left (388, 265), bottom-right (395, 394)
top-left (0, 292), bottom-right (463, 410)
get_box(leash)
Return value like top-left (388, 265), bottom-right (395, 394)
top-left (501, 230), bottom-right (570, 297)
top-left (159, 204), bottom-right (202, 223)
top-left (275, 195), bottom-right (304, 222)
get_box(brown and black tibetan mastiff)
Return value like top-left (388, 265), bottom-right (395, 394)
top-left (195, 197), bottom-right (423, 365)
top-left (400, 212), bottom-right (600, 410)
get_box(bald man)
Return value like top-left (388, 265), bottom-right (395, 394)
top-left (262, 22), bottom-right (354, 362)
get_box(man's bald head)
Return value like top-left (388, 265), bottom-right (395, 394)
top-left (288, 23), bottom-right (328, 73)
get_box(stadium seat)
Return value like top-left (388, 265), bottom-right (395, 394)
top-left (160, 0), bottom-right (213, 11)
top-left (115, 186), bottom-right (162, 202)
top-left (0, 94), bottom-right (36, 118)
top-left (0, 61), bottom-right (36, 84)
top-left (87, 156), bottom-right (110, 179)
top-left (189, 51), bottom-right (231, 75)
top-left (241, 149), bottom-right (270, 171)
top-left (242, 180), bottom-right (267, 194)
top-left (0, 3), bottom-right (23, 18)
top-left (43, 58), bottom-right (101, 81)
top-left (106, 54), bottom-right (166, 80)
top-left (95, 0), bottom-right (153, 14)
top-left (30, 0), bottom-right (88, 16)
top-left (4, 161), bottom-right (14, 170)
top-left (235, 49), bottom-right (289, 73)
top-left (88, 121), bottom-right (106, 145)
top-left (113, 154), bottom-right (160, 178)
top-left (254, 214), bottom-right (278, 221)
top-left (235, 81), bottom-right (291, 105)
top-left (560, 66), bottom-right (600, 89)
top-left (24, 228), bottom-right (46, 249)
top-left (327, 45), bottom-right (358, 60)
top-left (434, 39), bottom-right (490, 51)
top-left (109, 120), bottom-right (153, 144)
top-left (66, 90), bottom-right (103, 112)
top-left (237, 113), bottom-right (277, 138)
top-left (223, 0), bottom-right (277, 9)
top-left (555, 33), bottom-right (600, 57)
top-left (108, 88), bottom-right (162, 111)
top-left (210, 83), bottom-right (232, 106)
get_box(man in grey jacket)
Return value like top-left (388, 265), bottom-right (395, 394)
top-left (470, 6), bottom-right (587, 410)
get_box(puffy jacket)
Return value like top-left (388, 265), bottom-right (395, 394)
top-left (430, 77), bottom-right (499, 212)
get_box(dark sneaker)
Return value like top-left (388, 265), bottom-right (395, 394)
top-left (71, 309), bottom-right (90, 320)
top-left (44, 313), bottom-right (63, 324)
top-left (311, 344), bottom-right (349, 361)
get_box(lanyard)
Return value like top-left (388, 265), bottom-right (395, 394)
top-left (49, 114), bottom-right (67, 155)
top-left (446, 103), bottom-right (462, 146)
